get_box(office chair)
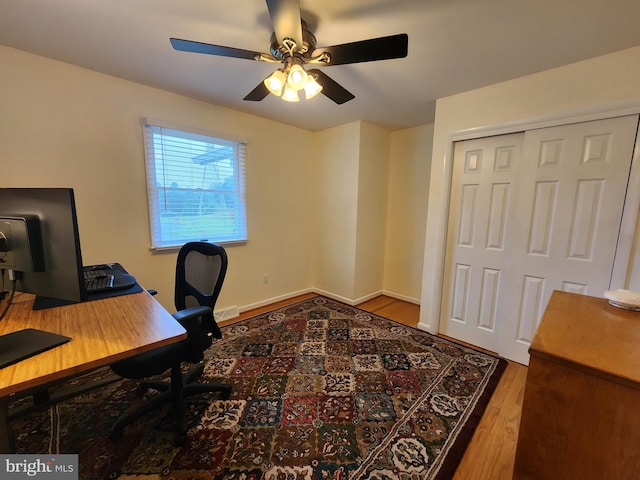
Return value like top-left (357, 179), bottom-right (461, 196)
top-left (109, 242), bottom-right (231, 445)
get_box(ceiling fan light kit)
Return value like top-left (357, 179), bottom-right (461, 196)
top-left (170, 0), bottom-right (408, 105)
top-left (264, 56), bottom-right (323, 102)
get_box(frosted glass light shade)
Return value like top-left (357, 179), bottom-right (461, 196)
top-left (264, 69), bottom-right (286, 96)
top-left (304, 76), bottom-right (323, 99)
top-left (281, 85), bottom-right (300, 102)
top-left (287, 64), bottom-right (308, 91)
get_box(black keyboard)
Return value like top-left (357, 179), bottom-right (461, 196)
top-left (85, 275), bottom-right (115, 292)
top-left (84, 269), bottom-right (109, 279)
top-left (83, 267), bottom-right (137, 293)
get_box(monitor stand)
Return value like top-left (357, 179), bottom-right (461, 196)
top-left (32, 296), bottom-right (78, 310)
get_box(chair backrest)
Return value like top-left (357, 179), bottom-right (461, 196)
top-left (174, 242), bottom-right (228, 312)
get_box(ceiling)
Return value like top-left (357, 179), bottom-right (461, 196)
top-left (2, 0), bottom-right (640, 132)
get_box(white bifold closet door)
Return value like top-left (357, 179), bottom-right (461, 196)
top-left (440, 115), bottom-right (639, 364)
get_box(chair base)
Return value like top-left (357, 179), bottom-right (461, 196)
top-left (110, 363), bottom-right (231, 445)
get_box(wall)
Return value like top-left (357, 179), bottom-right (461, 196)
top-left (419, 45), bottom-right (640, 331)
top-left (0, 45), bottom-right (315, 313)
top-left (384, 124), bottom-right (433, 303)
top-left (311, 122), bottom-right (360, 299)
top-left (1, 45), bottom-right (433, 314)
top-left (354, 122), bottom-right (390, 301)
top-left (311, 121), bottom-right (392, 303)
top-left (313, 122), bottom-right (421, 304)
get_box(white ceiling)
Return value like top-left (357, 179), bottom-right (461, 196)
top-left (1, 0), bottom-right (640, 132)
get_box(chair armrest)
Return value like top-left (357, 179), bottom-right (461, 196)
top-left (173, 306), bottom-right (223, 339)
top-left (172, 306), bottom-right (212, 328)
top-left (172, 306), bottom-right (218, 354)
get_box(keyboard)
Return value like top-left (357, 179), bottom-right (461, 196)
top-left (84, 269), bottom-right (110, 279)
top-left (83, 267), bottom-right (137, 293)
top-left (85, 274), bottom-right (115, 292)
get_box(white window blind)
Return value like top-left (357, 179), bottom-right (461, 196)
top-left (142, 121), bottom-right (247, 249)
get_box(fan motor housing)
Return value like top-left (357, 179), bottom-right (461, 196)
top-left (269, 22), bottom-right (317, 60)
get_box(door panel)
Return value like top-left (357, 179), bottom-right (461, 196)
top-left (440, 134), bottom-right (524, 352)
top-left (501, 115), bottom-right (639, 363)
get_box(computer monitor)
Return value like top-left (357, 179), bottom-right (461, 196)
top-left (0, 188), bottom-right (87, 309)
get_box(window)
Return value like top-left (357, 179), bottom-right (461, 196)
top-left (142, 120), bottom-right (247, 249)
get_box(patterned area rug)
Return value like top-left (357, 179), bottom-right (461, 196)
top-left (12, 296), bottom-right (506, 479)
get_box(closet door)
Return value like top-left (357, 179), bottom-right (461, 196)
top-left (501, 115), bottom-right (639, 364)
top-left (441, 115), bottom-right (639, 364)
top-left (440, 133), bottom-right (524, 352)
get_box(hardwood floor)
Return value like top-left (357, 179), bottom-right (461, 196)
top-left (228, 293), bottom-right (527, 479)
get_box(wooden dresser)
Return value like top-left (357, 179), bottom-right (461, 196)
top-left (513, 290), bottom-right (640, 480)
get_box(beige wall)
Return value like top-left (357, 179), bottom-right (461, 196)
top-left (385, 124), bottom-right (433, 303)
top-left (1, 45), bottom-right (315, 313)
top-left (311, 122), bottom-right (360, 299)
top-left (354, 122), bottom-right (390, 301)
top-left (419, 45), bottom-right (640, 331)
top-left (312, 121), bottom-right (433, 304)
top-left (311, 121), bottom-right (393, 303)
top-left (1, 45), bottom-right (432, 313)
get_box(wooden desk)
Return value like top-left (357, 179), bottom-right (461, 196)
top-left (513, 291), bottom-right (640, 479)
top-left (0, 290), bottom-right (186, 452)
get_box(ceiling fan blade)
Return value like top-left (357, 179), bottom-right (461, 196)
top-left (313, 33), bottom-right (408, 66)
top-left (243, 81), bottom-right (270, 102)
top-left (170, 38), bottom-right (262, 60)
top-left (266, 0), bottom-right (303, 50)
top-left (308, 69), bottom-right (355, 105)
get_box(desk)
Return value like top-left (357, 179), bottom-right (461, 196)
top-left (0, 290), bottom-right (187, 453)
top-left (513, 291), bottom-right (640, 479)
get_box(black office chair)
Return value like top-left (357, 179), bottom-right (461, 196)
top-left (109, 242), bottom-right (231, 445)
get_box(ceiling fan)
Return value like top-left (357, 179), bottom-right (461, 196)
top-left (169, 0), bottom-right (408, 104)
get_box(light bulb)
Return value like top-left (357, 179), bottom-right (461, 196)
top-left (304, 76), bottom-right (323, 100)
top-left (281, 85), bottom-right (300, 102)
top-left (287, 64), bottom-right (308, 91)
top-left (264, 69), bottom-right (286, 96)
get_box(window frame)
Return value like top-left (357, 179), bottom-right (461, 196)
top-left (142, 118), bottom-right (247, 250)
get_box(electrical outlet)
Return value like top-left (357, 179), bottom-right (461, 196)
top-left (262, 274), bottom-right (269, 284)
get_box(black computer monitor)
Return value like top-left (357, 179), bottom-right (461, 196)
top-left (0, 188), bottom-right (87, 309)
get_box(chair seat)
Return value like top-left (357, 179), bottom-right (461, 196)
top-left (111, 342), bottom-right (187, 379)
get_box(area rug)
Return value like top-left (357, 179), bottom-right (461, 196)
top-left (12, 295), bottom-right (506, 479)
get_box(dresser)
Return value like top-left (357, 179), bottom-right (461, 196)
top-left (513, 290), bottom-right (640, 480)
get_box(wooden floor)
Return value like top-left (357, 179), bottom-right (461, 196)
top-left (230, 293), bottom-right (528, 480)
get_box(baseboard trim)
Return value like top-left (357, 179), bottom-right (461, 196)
top-left (218, 288), bottom-right (422, 326)
top-left (237, 288), bottom-right (316, 314)
top-left (311, 289), bottom-right (383, 306)
top-left (381, 289), bottom-right (421, 305)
